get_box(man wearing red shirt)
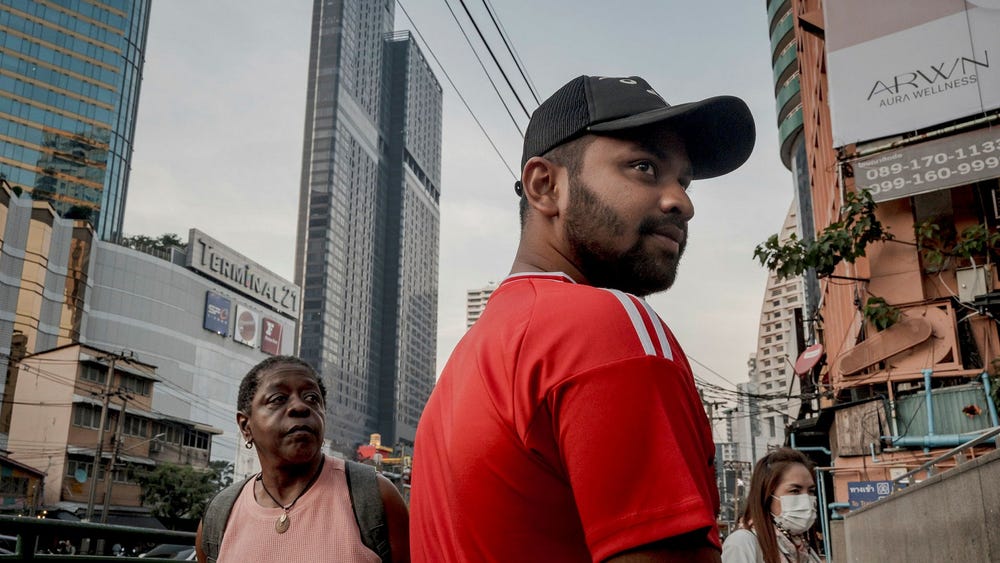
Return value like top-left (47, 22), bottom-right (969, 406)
top-left (411, 75), bottom-right (755, 562)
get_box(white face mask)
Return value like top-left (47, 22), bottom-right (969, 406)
top-left (772, 494), bottom-right (817, 534)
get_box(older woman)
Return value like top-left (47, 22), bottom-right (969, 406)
top-left (722, 448), bottom-right (821, 563)
top-left (196, 356), bottom-right (409, 562)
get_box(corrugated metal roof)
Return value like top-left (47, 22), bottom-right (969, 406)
top-left (896, 383), bottom-right (993, 437)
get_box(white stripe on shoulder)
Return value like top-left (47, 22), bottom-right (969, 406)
top-left (502, 271), bottom-right (577, 284)
top-left (636, 298), bottom-right (673, 360)
top-left (606, 289), bottom-right (656, 357)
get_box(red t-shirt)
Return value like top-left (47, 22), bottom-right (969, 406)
top-left (411, 273), bottom-right (720, 562)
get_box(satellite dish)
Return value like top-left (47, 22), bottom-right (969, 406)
top-left (74, 468), bottom-right (88, 483)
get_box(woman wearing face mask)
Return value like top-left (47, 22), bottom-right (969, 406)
top-left (721, 448), bottom-right (822, 563)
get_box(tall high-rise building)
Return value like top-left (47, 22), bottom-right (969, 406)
top-left (466, 282), bottom-right (498, 328)
top-left (0, 0), bottom-right (151, 240)
top-left (295, 0), bottom-right (442, 452)
top-left (748, 202), bottom-right (804, 458)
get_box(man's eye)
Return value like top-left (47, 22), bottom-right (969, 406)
top-left (267, 395), bottom-right (287, 404)
top-left (633, 161), bottom-right (655, 175)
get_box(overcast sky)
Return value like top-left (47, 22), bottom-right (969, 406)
top-left (124, 0), bottom-right (794, 394)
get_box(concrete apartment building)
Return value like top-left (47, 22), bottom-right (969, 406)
top-left (7, 343), bottom-right (218, 522)
top-left (764, 0), bottom-right (1000, 557)
top-left (0, 183), bottom-right (298, 468)
top-left (752, 203), bottom-right (805, 454)
top-left (465, 282), bottom-right (498, 329)
top-left (729, 205), bottom-right (805, 465)
top-left (295, 0), bottom-right (442, 452)
top-left (0, 0), bottom-right (151, 240)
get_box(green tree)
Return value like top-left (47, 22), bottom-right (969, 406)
top-left (122, 232), bottom-right (187, 252)
top-left (63, 205), bottom-right (93, 221)
top-left (135, 461), bottom-right (233, 522)
top-left (753, 190), bottom-right (894, 280)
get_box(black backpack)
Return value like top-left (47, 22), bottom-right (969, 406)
top-left (201, 460), bottom-right (391, 562)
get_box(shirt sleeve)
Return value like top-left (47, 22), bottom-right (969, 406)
top-left (722, 530), bottom-right (761, 563)
top-left (543, 355), bottom-right (719, 561)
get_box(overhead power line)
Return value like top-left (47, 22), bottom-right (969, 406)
top-left (480, 0), bottom-right (540, 105)
top-left (688, 354), bottom-right (742, 389)
top-left (395, 0), bottom-right (519, 180)
top-left (454, 0), bottom-right (533, 119)
top-left (439, 0), bottom-right (525, 137)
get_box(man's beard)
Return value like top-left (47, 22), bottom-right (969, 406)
top-left (564, 177), bottom-right (687, 297)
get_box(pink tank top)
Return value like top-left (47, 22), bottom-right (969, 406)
top-left (218, 456), bottom-right (381, 563)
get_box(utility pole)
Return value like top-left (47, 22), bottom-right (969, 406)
top-left (84, 354), bottom-right (118, 522)
top-left (101, 391), bottom-right (130, 524)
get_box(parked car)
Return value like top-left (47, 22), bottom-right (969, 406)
top-left (138, 543), bottom-right (196, 560)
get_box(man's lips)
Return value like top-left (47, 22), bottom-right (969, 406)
top-left (648, 224), bottom-right (686, 252)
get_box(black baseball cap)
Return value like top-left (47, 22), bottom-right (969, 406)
top-left (519, 75), bottom-right (755, 185)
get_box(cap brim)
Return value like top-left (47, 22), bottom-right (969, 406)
top-left (588, 96), bottom-right (755, 179)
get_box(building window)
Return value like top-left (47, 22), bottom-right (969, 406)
top-left (155, 422), bottom-right (183, 445)
top-left (769, 417), bottom-right (776, 438)
top-left (80, 364), bottom-right (106, 385)
top-left (123, 415), bottom-right (148, 438)
top-left (65, 459), bottom-right (91, 480)
top-left (118, 374), bottom-right (150, 396)
top-left (112, 466), bottom-right (136, 484)
top-left (183, 429), bottom-right (209, 450)
top-left (0, 475), bottom-right (29, 497)
top-left (73, 405), bottom-right (101, 429)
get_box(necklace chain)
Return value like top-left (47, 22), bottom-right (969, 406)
top-left (256, 456), bottom-right (326, 512)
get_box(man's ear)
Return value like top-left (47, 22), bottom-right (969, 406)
top-left (521, 156), bottom-right (563, 219)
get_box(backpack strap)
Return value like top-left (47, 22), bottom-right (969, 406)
top-left (344, 460), bottom-right (392, 562)
top-left (201, 477), bottom-right (251, 563)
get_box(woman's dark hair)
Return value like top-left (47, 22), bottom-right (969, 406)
top-left (739, 447), bottom-right (818, 563)
top-left (237, 355), bottom-right (326, 414)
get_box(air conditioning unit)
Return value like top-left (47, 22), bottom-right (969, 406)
top-left (149, 441), bottom-right (162, 453)
top-left (956, 265), bottom-right (990, 303)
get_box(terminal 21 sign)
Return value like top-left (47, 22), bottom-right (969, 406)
top-left (186, 229), bottom-right (300, 318)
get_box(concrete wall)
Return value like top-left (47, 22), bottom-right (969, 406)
top-left (829, 520), bottom-right (846, 563)
top-left (844, 447), bottom-right (1000, 562)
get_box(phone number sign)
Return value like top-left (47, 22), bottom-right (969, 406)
top-left (854, 126), bottom-right (1000, 203)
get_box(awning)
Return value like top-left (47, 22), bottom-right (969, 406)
top-left (65, 446), bottom-right (156, 466)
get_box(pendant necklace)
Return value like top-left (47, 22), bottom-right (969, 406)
top-left (256, 456), bottom-right (325, 534)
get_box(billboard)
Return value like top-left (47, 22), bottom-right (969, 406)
top-left (855, 126), bottom-right (1000, 203)
top-left (187, 229), bottom-right (300, 318)
top-left (261, 317), bottom-right (283, 355)
top-left (234, 305), bottom-right (259, 348)
top-left (824, 0), bottom-right (1000, 147)
top-left (204, 292), bottom-right (231, 336)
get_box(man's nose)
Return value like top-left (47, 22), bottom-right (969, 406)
top-left (659, 181), bottom-right (694, 221)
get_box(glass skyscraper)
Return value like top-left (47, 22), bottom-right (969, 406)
top-left (0, 0), bottom-right (150, 240)
top-left (296, 0), bottom-right (441, 452)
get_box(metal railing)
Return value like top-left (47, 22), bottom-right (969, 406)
top-left (0, 515), bottom-right (195, 562)
top-left (891, 425), bottom-right (1000, 490)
